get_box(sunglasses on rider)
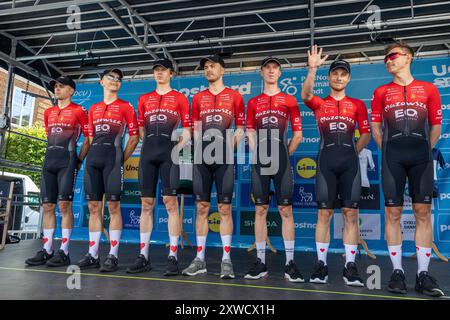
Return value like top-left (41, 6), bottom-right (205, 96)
top-left (384, 52), bottom-right (408, 63)
top-left (106, 74), bottom-right (122, 82)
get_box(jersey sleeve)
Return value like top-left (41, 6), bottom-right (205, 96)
top-left (246, 99), bottom-right (256, 130)
top-left (43, 108), bottom-right (50, 137)
top-left (427, 84), bottom-right (442, 126)
top-left (234, 92), bottom-right (245, 127)
top-left (178, 93), bottom-right (192, 128)
top-left (288, 96), bottom-right (302, 132)
top-left (356, 100), bottom-right (371, 134)
top-left (303, 95), bottom-right (323, 111)
top-left (137, 95), bottom-right (145, 128)
top-left (192, 94), bottom-right (200, 131)
top-left (124, 102), bottom-right (139, 136)
top-left (77, 106), bottom-right (90, 137)
top-left (87, 106), bottom-right (94, 137)
top-left (370, 87), bottom-right (383, 123)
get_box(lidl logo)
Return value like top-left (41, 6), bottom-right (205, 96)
top-left (296, 157), bottom-right (317, 179)
top-left (208, 211), bottom-right (221, 233)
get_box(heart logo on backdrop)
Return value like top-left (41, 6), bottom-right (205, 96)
top-left (426, 253), bottom-right (431, 257)
top-left (43, 238), bottom-right (48, 244)
top-left (351, 250), bottom-right (356, 255)
top-left (61, 238), bottom-right (68, 244)
top-left (391, 252), bottom-right (397, 256)
top-left (89, 241), bottom-right (95, 247)
top-left (140, 243), bottom-right (146, 250)
top-left (197, 246), bottom-right (203, 253)
top-left (170, 246), bottom-right (177, 252)
top-left (320, 248), bottom-right (325, 252)
top-left (224, 246), bottom-right (231, 253)
top-left (111, 240), bottom-right (118, 247)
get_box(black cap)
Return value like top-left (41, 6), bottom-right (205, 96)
top-left (101, 68), bottom-right (124, 79)
top-left (261, 57), bottom-right (282, 68)
top-left (329, 60), bottom-right (350, 74)
top-left (50, 76), bottom-right (76, 91)
top-left (200, 55), bottom-right (225, 69)
top-left (152, 59), bottom-right (174, 70)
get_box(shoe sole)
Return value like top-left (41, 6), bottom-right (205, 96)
top-left (285, 273), bottom-right (305, 283)
top-left (77, 264), bottom-right (100, 270)
top-left (46, 261), bottom-right (71, 267)
top-left (416, 287), bottom-right (445, 297)
top-left (387, 286), bottom-right (407, 294)
top-left (99, 267), bottom-right (119, 273)
top-left (220, 274), bottom-right (235, 279)
top-left (343, 277), bottom-right (364, 287)
top-left (182, 269), bottom-right (207, 276)
top-left (25, 261), bottom-right (48, 266)
top-left (309, 276), bottom-right (328, 284)
top-left (126, 266), bottom-right (152, 274)
top-left (244, 271), bottom-right (268, 280)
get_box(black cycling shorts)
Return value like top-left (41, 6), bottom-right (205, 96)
top-left (251, 143), bottom-right (293, 206)
top-left (138, 137), bottom-right (178, 198)
top-left (193, 163), bottom-right (234, 204)
top-left (382, 138), bottom-right (433, 207)
top-left (84, 145), bottom-right (123, 201)
top-left (40, 148), bottom-right (78, 204)
top-left (316, 145), bottom-right (361, 209)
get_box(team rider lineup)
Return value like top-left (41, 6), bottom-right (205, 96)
top-left (25, 41), bottom-right (444, 297)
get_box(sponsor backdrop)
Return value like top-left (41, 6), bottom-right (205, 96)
top-left (54, 56), bottom-right (450, 256)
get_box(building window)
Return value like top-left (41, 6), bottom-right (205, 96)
top-left (11, 86), bottom-right (35, 127)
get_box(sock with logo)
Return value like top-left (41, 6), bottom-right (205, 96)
top-left (88, 231), bottom-right (101, 259)
top-left (108, 230), bottom-right (121, 258)
top-left (284, 240), bottom-right (295, 265)
top-left (316, 242), bottom-right (329, 265)
top-left (60, 229), bottom-right (72, 255)
top-left (43, 229), bottom-right (54, 254)
top-left (196, 236), bottom-right (207, 261)
top-left (388, 244), bottom-right (403, 272)
top-left (416, 245), bottom-right (432, 275)
top-left (344, 244), bottom-right (358, 267)
top-left (139, 232), bottom-right (151, 260)
top-left (221, 235), bottom-right (232, 261)
top-left (169, 235), bottom-right (179, 259)
top-left (256, 241), bottom-right (266, 264)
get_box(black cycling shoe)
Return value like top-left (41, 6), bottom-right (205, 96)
top-left (77, 253), bottom-right (100, 270)
top-left (284, 260), bottom-right (304, 283)
top-left (343, 262), bottom-right (364, 287)
top-left (126, 254), bottom-right (151, 274)
top-left (164, 256), bottom-right (180, 276)
top-left (415, 271), bottom-right (445, 297)
top-left (46, 249), bottom-right (71, 267)
top-left (244, 258), bottom-right (268, 280)
top-left (387, 269), bottom-right (407, 294)
top-left (100, 254), bottom-right (119, 273)
top-left (309, 260), bottom-right (328, 284)
top-left (25, 249), bottom-right (54, 266)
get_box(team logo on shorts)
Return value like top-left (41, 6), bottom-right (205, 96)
top-left (296, 158), bottom-right (317, 179)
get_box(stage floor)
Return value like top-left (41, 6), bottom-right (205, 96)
top-left (0, 240), bottom-right (448, 300)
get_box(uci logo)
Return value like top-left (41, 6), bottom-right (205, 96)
top-left (95, 124), bottom-right (111, 133)
top-left (150, 114), bottom-right (167, 122)
top-left (440, 193), bottom-right (450, 200)
top-left (262, 116), bottom-right (278, 125)
top-left (206, 114), bottom-right (222, 123)
top-left (330, 122), bottom-right (347, 130)
top-left (440, 132), bottom-right (450, 139)
top-left (394, 109), bottom-right (418, 119)
top-left (441, 225), bottom-right (450, 233)
top-left (51, 127), bottom-right (63, 134)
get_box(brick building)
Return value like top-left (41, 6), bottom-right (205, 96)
top-left (0, 67), bottom-right (53, 129)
